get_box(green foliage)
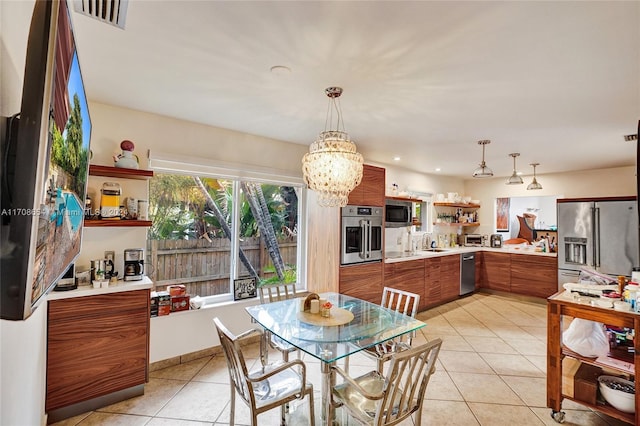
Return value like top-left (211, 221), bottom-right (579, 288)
top-left (259, 264), bottom-right (297, 285)
top-left (49, 93), bottom-right (89, 196)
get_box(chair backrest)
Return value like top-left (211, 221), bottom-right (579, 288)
top-left (213, 317), bottom-right (255, 407)
top-left (381, 287), bottom-right (419, 318)
top-left (258, 282), bottom-right (297, 304)
top-left (374, 338), bottom-right (442, 426)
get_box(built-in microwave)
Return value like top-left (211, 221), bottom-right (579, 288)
top-left (385, 200), bottom-right (412, 227)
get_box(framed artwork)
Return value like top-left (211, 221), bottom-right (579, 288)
top-left (496, 197), bottom-right (510, 232)
top-left (234, 277), bottom-right (257, 301)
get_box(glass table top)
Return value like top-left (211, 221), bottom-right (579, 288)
top-left (245, 292), bottom-right (426, 363)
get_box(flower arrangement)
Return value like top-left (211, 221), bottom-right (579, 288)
top-left (321, 301), bottom-right (332, 317)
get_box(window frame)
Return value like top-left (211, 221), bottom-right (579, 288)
top-left (148, 151), bottom-right (307, 304)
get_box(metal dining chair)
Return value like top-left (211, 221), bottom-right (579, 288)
top-left (213, 317), bottom-right (315, 426)
top-left (258, 282), bottom-right (299, 362)
top-left (332, 338), bottom-right (442, 426)
top-left (349, 287), bottom-right (421, 374)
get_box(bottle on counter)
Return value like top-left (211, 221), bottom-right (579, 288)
top-left (617, 275), bottom-right (627, 298)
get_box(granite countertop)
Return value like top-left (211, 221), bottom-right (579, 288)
top-left (385, 245), bottom-right (557, 263)
top-left (47, 276), bottom-right (154, 301)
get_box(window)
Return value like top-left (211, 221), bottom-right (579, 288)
top-left (147, 168), bottom-right (305, 303)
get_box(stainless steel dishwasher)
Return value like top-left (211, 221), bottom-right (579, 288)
top-left (460, 252), bottom-right (475, 295)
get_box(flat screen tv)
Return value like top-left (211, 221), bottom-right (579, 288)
top-left (1, 0), bottom-right (92, 320)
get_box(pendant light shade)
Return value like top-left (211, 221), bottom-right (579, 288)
top-left (506, 153), bottom-right (524, 185)
top-left (302, 87), bottom-right (363, 207)
top-left (527, 163), bottom-right (543, 190)
top-left (472, 140), bottom-right (493, 178)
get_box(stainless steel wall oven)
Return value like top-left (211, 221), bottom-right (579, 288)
top-left (341, 205), bottom-right (383, 265)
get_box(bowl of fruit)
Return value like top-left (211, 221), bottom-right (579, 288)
top-left (598, 375), bottom-right (635, 413)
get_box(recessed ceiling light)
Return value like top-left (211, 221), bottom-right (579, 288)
top-left (270, 65), bottom-right (291, 75)
top-left (435, 168), bottom-right (441, 172)
top-left (393, 156), bottom-right (401, 161)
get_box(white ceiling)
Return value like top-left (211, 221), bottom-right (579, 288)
top-left (70, 1), bottom-right (639, 179)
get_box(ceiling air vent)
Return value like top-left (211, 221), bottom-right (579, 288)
top-left (624, 134), bottom-right (638, 142)
top-left (73, 0), bottom-right (128, 30)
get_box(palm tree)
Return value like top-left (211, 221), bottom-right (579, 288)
top-left (194, 177), bottom-right (259, 279)
top-left (241, 182), bottom-right (286, 280)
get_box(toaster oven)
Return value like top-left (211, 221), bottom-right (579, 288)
top-left (464, 234), bottom-right (483, 247)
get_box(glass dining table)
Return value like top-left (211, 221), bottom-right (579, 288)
top-left (245, 292), bottom-right (426, 425)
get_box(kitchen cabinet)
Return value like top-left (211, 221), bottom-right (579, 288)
top-left (424, 257), bottom-right (442, 308)
top-left (511, 254), bottom-right (558, 298)
top-left (46, 289), bottom-right (150, 415)
top-left (547, 292), bottom-right (639, 424)
top-left (347, 164), bottom-right (385, 207)
top-left (384, 259), bottom-right (425, 310)
top-left (481, 252), bottom-right (511, 292)
top-left (339, 261), bottom-right (383, 304)
top-left (422, 254), bottom-right (460, 308)
top-left (475, 252), bottom-right (484, 289)
top-left (85, 165), bottom-right (153, 227)
top-left (440, 254), bottom-right (461, 302)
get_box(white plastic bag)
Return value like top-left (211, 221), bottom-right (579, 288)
top-left (562, 318), bottom-right (609, 358)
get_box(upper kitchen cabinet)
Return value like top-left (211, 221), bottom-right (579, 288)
top-left (348, 164), bottom-right (385, 207)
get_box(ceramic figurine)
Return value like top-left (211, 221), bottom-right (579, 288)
top-left (114, 140), bottom-right (139, 169)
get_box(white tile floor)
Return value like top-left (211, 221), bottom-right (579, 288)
top-left (51, 292), bottom-right (629, 425)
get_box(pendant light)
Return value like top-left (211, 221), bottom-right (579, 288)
top-left (527, 163), bottom-right (543, 190)
top-left (472, 140), bottom-right (493, 178)
top-left (302, 87), bottom-right (364, 207)
top-left (506, 153), bottom-right (524, 185)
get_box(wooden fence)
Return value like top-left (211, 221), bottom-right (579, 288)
top-left (146, 237), bottom-right (297, 297)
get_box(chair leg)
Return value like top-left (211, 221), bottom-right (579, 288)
top-left (344, 355), bottom-right (350, 375)
top-left (377, 357), bottom-right (384, 375)
top-left (415, 406), bottom-right (422, 426)
top-left (280, 403), bottom-right (286, 426)
top-left (229, 385), bottom-right (235, 426)
top-left (308, 389), bottom-right (316, 426)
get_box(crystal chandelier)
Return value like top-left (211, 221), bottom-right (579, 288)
top-left (472, 140), bottom-right (494, 178)
top-left (506, 153), bottom-right (524, 185)
top-left (302, 87), bottom-right (363, 207)
top-left (527, 163), bottom-right (543, 190)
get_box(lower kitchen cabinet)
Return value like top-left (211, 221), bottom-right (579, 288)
top-left (482, 252), bottom-right (511, 292)
top-left (339, 261), bottom-right (383, 304)
top-left (424, 257), bottom-right (442, 308)
top-left (440, 254), bottom-right (461, 302)
top-left (46, 289), bottom-right (150, 413)
top-left (475, 252), bottom-right (484, 289)
top-left (384, 259), bottom-right (425, 310)
top-left (511, 254), bottom-right (558, 298)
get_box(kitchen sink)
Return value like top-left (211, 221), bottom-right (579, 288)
top-left (421, 248), bottom-right (450, 252)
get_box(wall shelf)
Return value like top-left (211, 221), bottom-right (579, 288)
top-left (84, 219), bottom-right (152, 227)
top-left (89, 164), bottom-right (154, 180)
top-left (434, 202), bottom-right (480, 209)
top-left (433, 222), bottom-right (480, 227)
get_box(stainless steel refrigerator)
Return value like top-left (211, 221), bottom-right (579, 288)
top-left (557, 197), bottom-right (639, 289)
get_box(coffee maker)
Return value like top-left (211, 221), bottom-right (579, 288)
top-left (124, 248), bottom-right (144, 281)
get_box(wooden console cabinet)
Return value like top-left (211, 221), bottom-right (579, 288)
top-left (46, 289), bottom-right (150, 412)
top-left (547, 292), bottom-right (639, 424)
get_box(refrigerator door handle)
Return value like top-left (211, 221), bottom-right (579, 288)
top-left (594, 206), bottom-right (600, 268)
